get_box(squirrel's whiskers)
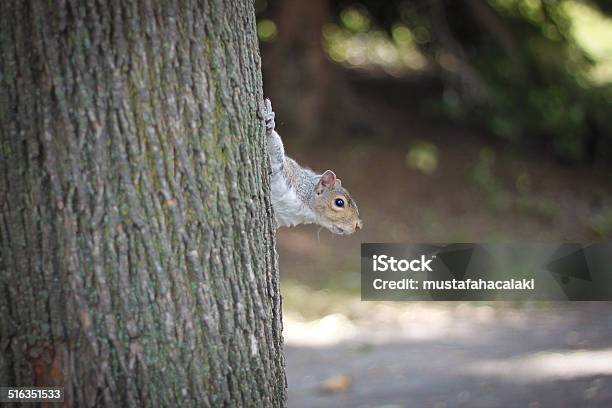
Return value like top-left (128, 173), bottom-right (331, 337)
top-left (264, 98), bottom-right (362, 236)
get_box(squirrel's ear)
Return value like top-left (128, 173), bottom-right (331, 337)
top-left (315, 170), bottom-right (336, 194)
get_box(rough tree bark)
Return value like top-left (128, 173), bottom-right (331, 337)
top-left (0, 1), bottom-right (285, 407)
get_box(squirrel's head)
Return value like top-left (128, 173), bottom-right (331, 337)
top-left (313, 170), bottom-right (363, 235)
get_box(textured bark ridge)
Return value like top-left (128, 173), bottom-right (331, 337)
top-left (0, 1), bottom-right (285, 406)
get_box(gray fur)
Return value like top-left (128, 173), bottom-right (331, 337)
top-left (264, 98), bottom-right (362, 234)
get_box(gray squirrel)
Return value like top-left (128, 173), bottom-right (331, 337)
top-left (263, 98), bottom-right (362, 234)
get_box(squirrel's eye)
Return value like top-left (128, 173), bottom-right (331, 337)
top-left (334, 198), bottom-right (345, 208)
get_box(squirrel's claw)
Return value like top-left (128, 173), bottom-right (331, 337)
top-left (264, 98), bottom-right (275, 133)
top-left (264, 98), bottom-right (273, 113)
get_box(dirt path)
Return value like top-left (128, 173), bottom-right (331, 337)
top-left (284, 303), bottom-right (612, 408)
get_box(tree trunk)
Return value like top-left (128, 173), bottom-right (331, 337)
top-left (0, 1), bottom-right (285, 407)
top-left (264, 0), bottom-right (333, 141)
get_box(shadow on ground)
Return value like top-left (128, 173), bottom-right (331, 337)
top-left (284, 303), bottom-right (612, 408)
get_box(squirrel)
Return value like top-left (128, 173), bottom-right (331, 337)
top-left (263, 98), bottom-right (363, 235)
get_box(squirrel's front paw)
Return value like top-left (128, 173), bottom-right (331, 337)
top-left (264, 98), bottom-right (275, 133)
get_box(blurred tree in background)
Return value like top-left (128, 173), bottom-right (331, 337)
top-left (257, 0), bottom-right (612, 165)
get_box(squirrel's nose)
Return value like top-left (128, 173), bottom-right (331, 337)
top-left (355, 220), bottom-right (363, 230)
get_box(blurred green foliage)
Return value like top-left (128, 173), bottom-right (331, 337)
top-left (257, 19), bottom-right (278, 42)
top-left (473, 0), bottom-right (611, 163)
top-left (322, 5), bottom-right (427, 74)
top-left (406, 140), bottom-right (439, 174)
top-left (468, 148), bottom-right (506, 210)
top-left (321, 0), bottom-right (612, 165)
top-left (467, 148), bottom-right (562, 221)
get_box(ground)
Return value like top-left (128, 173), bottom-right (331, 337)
top-left (284, 302), bottom-right (612, 408)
